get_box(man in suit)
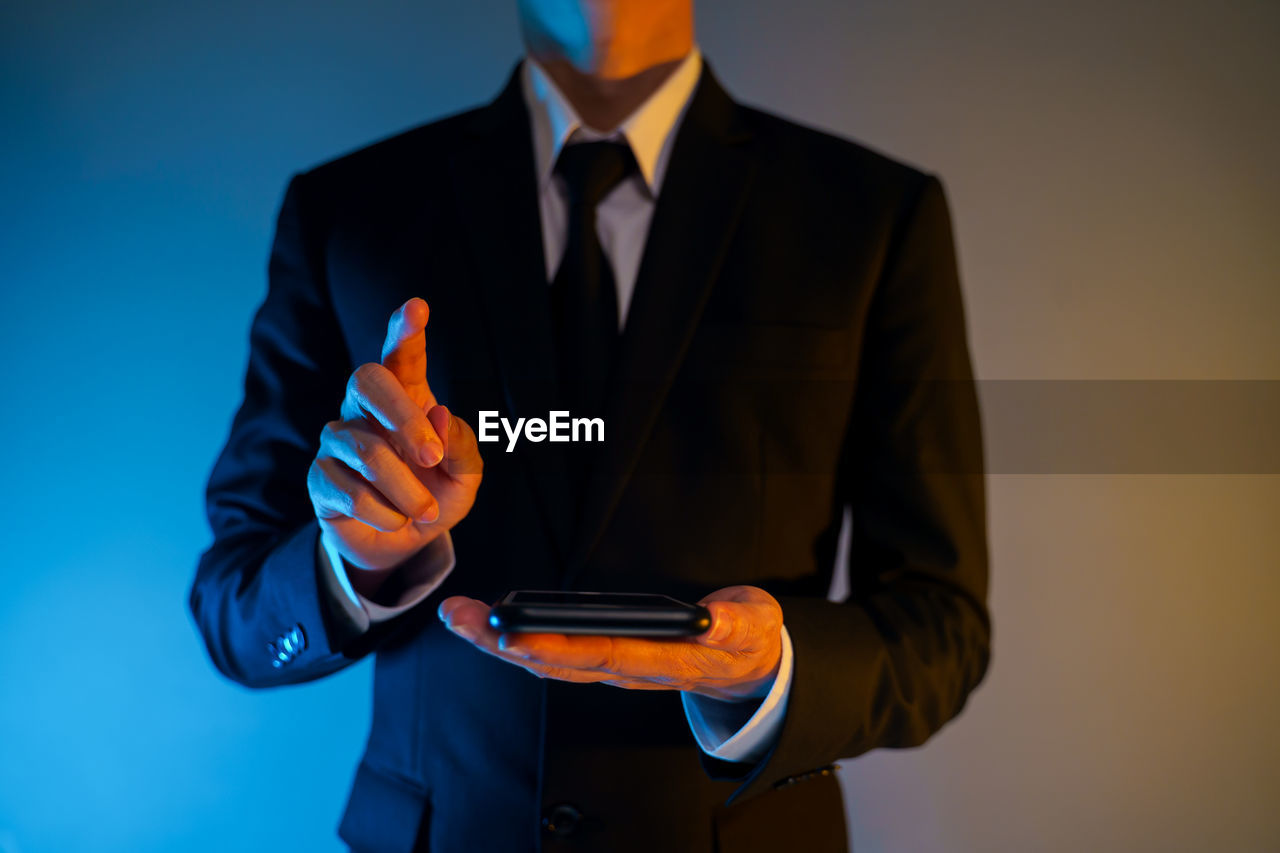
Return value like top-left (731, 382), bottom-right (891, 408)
top-left (190, 0), bottom-right (990, 850)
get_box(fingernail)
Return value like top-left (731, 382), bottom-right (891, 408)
top-left (498, 635), bottom-right (526, 656)
top-left (450, 623), bottom-right (475, 641)
top-left (708, 617), bottom-right (731, 644)
top-left (421, 441), bottom-right (444, 467)
top-left (419, 504), bottom-right (439, 524)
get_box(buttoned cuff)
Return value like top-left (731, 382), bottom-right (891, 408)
top-left (681, 625), bottom-right (793, 764)
top-left (318, 532), bottom-right (457, 635)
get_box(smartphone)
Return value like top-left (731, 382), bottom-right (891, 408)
top-left (488, 590), bottom-right (712, 637)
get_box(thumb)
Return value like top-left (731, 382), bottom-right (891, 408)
top-left (695, 587), bottom-right (782, 652)
top-left (697, 601), bottom-right (754, 650)
top-left (381, 297), bottom-right (436, 408)
top-left (428, 406), bottom-right (484, 479)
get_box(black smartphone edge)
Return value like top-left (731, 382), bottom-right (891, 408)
top-left (488, 590), bottom-right (712, 637)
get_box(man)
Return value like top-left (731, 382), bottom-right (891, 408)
top-left (190, 0), bottom-right (990, 850)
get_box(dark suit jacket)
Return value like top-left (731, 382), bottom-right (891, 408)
top-left (190, 62), bottom-right (989, 853)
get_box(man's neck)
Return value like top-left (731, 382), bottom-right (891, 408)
top-left (532, 55), bottom-right (687, 132)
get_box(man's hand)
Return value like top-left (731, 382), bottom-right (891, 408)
top-left (307, 298), bottom-right (483, 579)
top-left (438, 586), bottom-right (783, 701)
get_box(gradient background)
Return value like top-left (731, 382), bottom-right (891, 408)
top-left (2, 1), bottom-right (1277, 851)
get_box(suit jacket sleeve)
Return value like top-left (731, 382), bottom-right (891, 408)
top-left (189, 172), bottom-right (391, 687)
top-left (715, 173), bottom-right (991, 801)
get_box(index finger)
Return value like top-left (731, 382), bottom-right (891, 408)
top-left (497, 632), bottom-right (719, 683)
top-left (381, 297), bottom-right (437, 409)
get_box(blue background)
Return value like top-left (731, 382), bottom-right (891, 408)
top-left (0, 3), bottom-right (521, 851)
top-left (4, 1), bottom-right (1278, 851)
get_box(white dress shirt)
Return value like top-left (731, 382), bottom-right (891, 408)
top-left (319, 46), bottom-right (793, 764)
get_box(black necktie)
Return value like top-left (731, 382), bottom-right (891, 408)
top-left (551, 141), bottom-right (637, 420)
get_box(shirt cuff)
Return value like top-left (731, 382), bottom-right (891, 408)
top-left (681, 624), bottom-right (793, 764)
top-left (318, 531), bottom-right (457, 635)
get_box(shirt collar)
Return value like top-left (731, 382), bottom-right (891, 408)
top-left (521, 47), bottom-right (703, 196)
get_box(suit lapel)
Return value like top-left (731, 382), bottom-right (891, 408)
top-left (450, 65), bottom-right (577, 561)
top-left (569, 66), bottom-right (757, 573)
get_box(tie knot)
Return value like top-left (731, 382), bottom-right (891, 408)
top-left (555, 140), bottom-right (637, 212)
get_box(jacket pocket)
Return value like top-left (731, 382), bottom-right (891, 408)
top-left (714, 769), bottom-right (848, 852)
top-left (338, 760), bottom-right (431, 853)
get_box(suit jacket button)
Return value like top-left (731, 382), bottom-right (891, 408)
top-left (542, 803), bottom-right (582, 836)
top-left (268, 640), bottom-right (289, 666)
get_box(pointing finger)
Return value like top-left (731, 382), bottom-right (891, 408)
top-left (381, 297), bottom-right (437, 409)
